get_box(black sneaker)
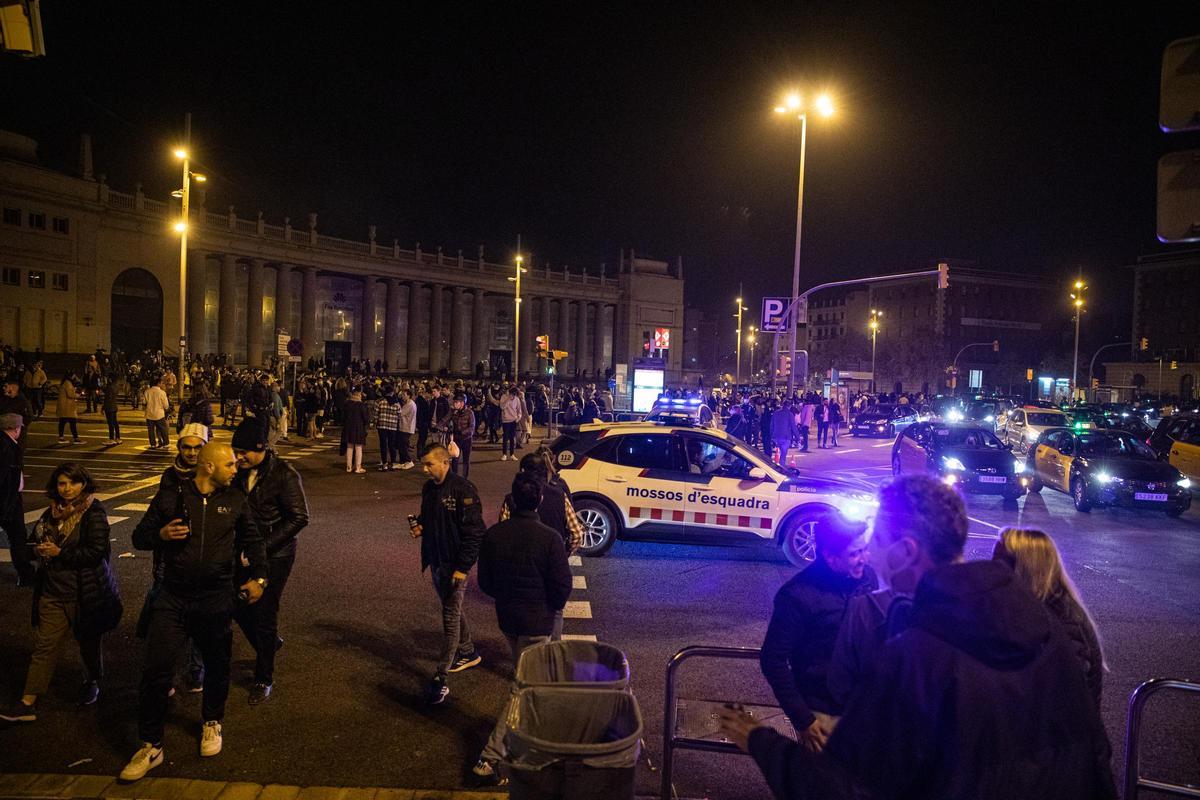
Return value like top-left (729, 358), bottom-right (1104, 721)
top-left (448, 652), bottom-right (482, 673)
top-left (185, 673), bottom-right (205, 694)
top-left (77, 680), bottom-right (99, 706)
top-left (0, 700), bottom-right (36, 722)
top-left (248, 683), bottom-right (272, 706)
top-left (472, 758), bottom-right (508, 785)
top-left (427, 675), bottom-right (449, 705)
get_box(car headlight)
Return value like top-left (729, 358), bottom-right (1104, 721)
top-left (942, 456), bottom-right (966, 471)
top-left (946, 410), bottom-right (963, 422)
top-left (840, 493), bottom-right (880, 522)
top-left (1179, 477), bottom-right (1192, 489)
top-left (1026, 429), bottom-right (1040, 442)
top-left (984, 415), bottom-right (995, 423)
top-left (1013, 459), bottom-right (1024, 474)
top-left (1095, 472), bottom-right (1114, 484)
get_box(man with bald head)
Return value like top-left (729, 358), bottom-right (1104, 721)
top-left (123, 440), bottom-right (268, 781)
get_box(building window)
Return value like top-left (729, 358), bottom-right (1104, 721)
top-left (2, 207), bottom-right (19, 226)
top-left (2, 267), bottom-right (18, 286)
top-left (52, 273), bottom-right (69, 291)
top-left (28, 270), bottom-right (45, 288)
top-left (52, 217), bottom-right (69, 234)
top-left (28, 212), bottom-right (46, 230)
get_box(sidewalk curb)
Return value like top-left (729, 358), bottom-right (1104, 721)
top-left (0, 775), bottom-right (513, 800)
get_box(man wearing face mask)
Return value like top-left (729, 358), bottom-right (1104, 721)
top-left (760, 517), bottom-right (876, 753)
top-left (720, 474), bottom-right (1116, 800)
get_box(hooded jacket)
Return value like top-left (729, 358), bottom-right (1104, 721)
top-left (748, 560), bottom-right (1116, 800)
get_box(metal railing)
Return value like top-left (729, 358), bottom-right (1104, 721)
top-left (662, 645), bottom-right (792, 800)
top-left (1124, 678), bottom-right (1200, 799)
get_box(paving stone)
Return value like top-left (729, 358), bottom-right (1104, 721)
top-left (179, 779), bottom-right (229, 800)
top-left (336, 790), bottom-right (379, 800)
top-left (0, 774), bottom-right (44, 794)
top-left (451, 792), bottom-right (509, 800)
top-left (258, 786), bottom-right (302, 800)
top-left (109, 777), bottom-right (193, 799)
top-left (295, 788), bottom-right (343, 800)
top-left (370, 791), bottom-right (414, 800)
top-left (214, 782), bottom-right (265, 800)
top-left (63, 775), bottom-right (118, 798)
top-left (24, 774), bottom-right (79, 796)
top-left (410, 792), bottom-right (454, 800)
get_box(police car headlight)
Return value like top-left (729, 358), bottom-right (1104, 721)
top-left (840, 493), bottom-right (879, 522)
top-left (942, 456), bottom-right (966, 471)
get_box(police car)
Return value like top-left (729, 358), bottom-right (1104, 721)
top-left (643, 396), bottom-right (717, 427)
top-left (549, 420), bottom-right (879, 566)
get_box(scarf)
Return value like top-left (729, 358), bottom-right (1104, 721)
top-left (46, 493), bottom-right (95, 546)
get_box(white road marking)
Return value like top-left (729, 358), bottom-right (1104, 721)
top-left (968, 532), bottom-right (1000, 540)
top-left (117, 503), bottom-right (150, 512)
top-left (562, 634), bottom-right (598, 642)
top-left (968, 516), bottom-right (1003, 530)
top-left (24, 475), bottom-right (161, 524)
top-left (563, 601), bottom-right (592, 619)
top-left (572, 575), bottom-right (587, 590)
top-left (568, 555), bottom-right (583, 566)
top-left (107, 516), bottom-right (129, 525)
top-left (831, 448), bottom-right (860, 454)
top-left (874, 443), bottom-right (894, 448)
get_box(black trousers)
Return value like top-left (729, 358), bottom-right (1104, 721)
top-left (799, 424), bottom-right (809, 451)
top-left (233, 555), bottom-right (294, 684)
top-left (138, 587), bottom-right (233, 744)
top-left (397, 431), bottom-right (411, 464)
top-left (58, 418), bottom-right (79, 439)
top-left (105, 409), bottom-right (121, 440)
top-left (1, 505), bottom-right (33, 583)
top-left (451, 437), bottom-right (472, 478)
top-left (416, 425), bottom-right (430, 456)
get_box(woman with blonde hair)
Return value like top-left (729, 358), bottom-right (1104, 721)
top-left (993, 528), bottom-right (1104, 706)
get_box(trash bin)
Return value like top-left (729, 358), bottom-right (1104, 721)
top-left (515, 640), bottom-right (630, 690)
top-left (504, 686), bottom-right (643, 800)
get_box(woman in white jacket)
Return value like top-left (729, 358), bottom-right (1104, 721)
top-left (499, 387), bottom-right (524, 461)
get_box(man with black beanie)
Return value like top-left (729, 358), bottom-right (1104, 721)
top-left (230, 418), bottom-right (309, 705)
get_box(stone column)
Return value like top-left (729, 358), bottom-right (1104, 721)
top-left (576, 301), bottom-right (591, 378)
top-left (275, 265), bottom-right (292, 338)
top-left (558, 299), bottom-right (572, 376)
top-left (359, 276), bottom-right (377, 364)
top-left (520, 294), bottom-right (535, 377)
top-left (218, 254), bottom-right (238, 359)
top-left (450, 286), bottom-right (468, 374)
top-left (429, 284), bottom-right (445, 372)
top-left (384, 278), bottom-right (403, 370)
top-left (246, 258), bottom-right (266, 368)
top-left (187, 250), bottom-right (208, 356)
top-left (300, 267), bottom-right (319, 364)
top-left (406, 282), bottom-right (424, 371)
top-left (594, 303), bottom-right (608, 377)
top-left (470, 290), bottom-right (487, 372)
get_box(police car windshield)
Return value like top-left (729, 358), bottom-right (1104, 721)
top-left (1077, 433), bottom-right (1155, 460)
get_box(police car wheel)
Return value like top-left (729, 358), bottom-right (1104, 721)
top-left (780, 510), bottom-right (827, 567)
top-left (574, 500), bottom-right (618, 556)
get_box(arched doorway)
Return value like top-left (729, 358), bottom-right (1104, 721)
top-left (111, 268), bottom-right (163, 355)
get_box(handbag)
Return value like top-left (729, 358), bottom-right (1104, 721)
top-left (447, 439), bottom-right (461, 459)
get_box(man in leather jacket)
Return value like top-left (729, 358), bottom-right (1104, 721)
top-left (230, 419), bottom-right (309, 705)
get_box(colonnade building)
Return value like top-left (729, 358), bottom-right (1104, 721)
top-left (0, 131), bottom-right (687, 381)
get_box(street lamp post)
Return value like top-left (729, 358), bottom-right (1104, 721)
top-left (1070, 278), bottom-right (1086, 403)
top-left (869, 309), bottom-right (882, 394)
top-left (748, 327), bottom-right (757, 379)
top-left (172, 113), bottom-right (206, 407)
top-left (775, 91), bottom-right (835, 398)
top-left (508, 238), bottom-right (527, 380)
top-left (734, 297), bottom-right (747, 386)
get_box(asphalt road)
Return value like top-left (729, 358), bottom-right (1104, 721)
top-left (2, 412), bottom-right (1199, 798)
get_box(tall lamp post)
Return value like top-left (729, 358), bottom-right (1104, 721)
top-left (775, 91), bottom-right (835, 398)
top-left (508, 241), bottom-right (527, 380)
top-left (868, 309), bottom-right (882, 394)
top-left (748, 326), bottom-right (757, 379)
top-left (734, 297), bottom-right (747, 387)
top-left (1070, 278), bottom-right (1086, 403)
top-left (172, 113), bottom-right (205, 407)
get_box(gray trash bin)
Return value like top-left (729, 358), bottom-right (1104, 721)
top-left (504, 686), bottom-right (643, 800)
top-left (515, 640), bottom-right (630, 689)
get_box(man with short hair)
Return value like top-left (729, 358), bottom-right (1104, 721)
top-left (472, 473), bottom-right (573, 781)
top-left (410, 444), bottom-right (485, 705)
top-left (122, 442), bottom-right (268, 781)
top-left (143, 377), bottom-right (171, 450)
top-left (231, 418), bottom-right (309, 705)
top-left (0, 413), bottom-right (32, 585)
top-left (722, 474), bottom-right (1117, 800)
top-left (1, 377), bottom-right (34, 451)
top-left (760, 516), bottom-right (876, 752)
top-left (23, 361), bottom-right (47, 418)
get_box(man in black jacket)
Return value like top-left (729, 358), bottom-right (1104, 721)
top-left (472, 473), bottom-right (573, 780)
top-left (231, 418), bottom-right (309, 705)
top-left (411, 443), bottom-right (485, 705)
top-left (0, 413), bottom-right (32, 585)
top-left (760, 516), bottom-right (876, 751)
top-left (720, 474), bottom-right (1117, 800)
top-left (121, 441), bottom-right (268, 782)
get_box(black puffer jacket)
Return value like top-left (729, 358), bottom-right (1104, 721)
top-left (477, 510), bottom-right (573, 636)
top-left (1046, 591), bottom-right (1104, 708)
top-left (32, 501), bottom-right (123, 635)
top-left (235, 451), bottom-right (309, 559)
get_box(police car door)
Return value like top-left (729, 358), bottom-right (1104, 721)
top-left (605, 433), bottom-right (691, 534)
top-left (682, 434), bottom-right (778, 539)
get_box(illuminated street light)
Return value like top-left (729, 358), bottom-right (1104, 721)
top-left (1070, 276), bottom-right (1087, 401)
top-left (734, 296), bottom-right (747, 386)
top-left (774, 88), bottom-right (837, 396)
top-left (507, 246), bottom-right (528, 378)
top-left (748, 326), bottom-right (758, 378)
top-left (174, 221), bottom-right (187, 233)
top-left (869, 309), bottom-right (883, 393)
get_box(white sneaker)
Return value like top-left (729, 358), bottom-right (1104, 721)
top-left (200, 720), bottom-right (222, 757)
top-left (119, 743), bottom-right (163, 781)
top-left (399, 462), bottom-right (414, 470)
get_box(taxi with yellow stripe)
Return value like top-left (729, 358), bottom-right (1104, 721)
top-left (549, 420), bottom-right (879, 565)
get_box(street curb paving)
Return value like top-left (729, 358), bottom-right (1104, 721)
top-left (0, 775), bottom-right (518, 800)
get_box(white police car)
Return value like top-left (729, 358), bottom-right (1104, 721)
top-left (643, 396), bottom-right (716, 427)
top-left (549, 421), bottom-right (879, 565)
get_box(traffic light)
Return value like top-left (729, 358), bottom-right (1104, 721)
top-left (1026, 368), bottom-right (1034, 381)
top-left (937, 262), bottom-right (949, 290)
top-left (779, 354), bottom-right (792, 378)
top-left (535, 334), bottom-right (550, 358)
top-left (1092, 378), bottom-right (1100, 389)
top-left (1140, 337), bottom-right (1150, 351)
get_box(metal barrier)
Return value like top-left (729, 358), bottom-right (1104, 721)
top-left (1124, 678), bottom-right (1200, 799)
top-left (661, 645), bottom-right (794, 800)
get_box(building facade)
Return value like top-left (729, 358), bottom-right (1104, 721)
top-left (1129, 251), bottom-right (1200, 363)
top-left (0, 131), bottom-right (686, 380)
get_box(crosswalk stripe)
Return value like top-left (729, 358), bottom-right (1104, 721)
top-left (562, 634), bottom-right (598, 642)
top-left (572, 575), bottom-right (587, 590)
top-left (831, 448), bottom-right (860, 454)
top-left (568, 555), bottom-right (582, 567)
top-left (107, 516), bottom-right (129, 525)
top-left (563, 601), bottom-right (592, 619)
top-left (874, 443), bottom-right (894, 448)
top-left (117, 503), bottom-right (150, 512)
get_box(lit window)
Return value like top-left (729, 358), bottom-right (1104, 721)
top-left (2, 267), bottom-right (18, 286)
top-left (28, 212), bottom-right (45, 230)
top-left (2, 208), bottom-right (19, 226)
top-left (28, 270), bottom-right (45, 288)
top-left (52, 273), bottom-right (69, 291)
top-left (52, 217), bottom-right (69, 234)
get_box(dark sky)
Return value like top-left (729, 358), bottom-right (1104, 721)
top-left (4, 3), bottom-right (1197, 321)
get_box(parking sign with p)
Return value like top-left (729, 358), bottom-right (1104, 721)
top-left (761, 297), bottom-right (789, 332)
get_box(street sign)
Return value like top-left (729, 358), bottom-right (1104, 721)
top-left (276, 333), bottom-right (290, 357)
top-left (1160, 36), bottom-right (1200, 133)
top-left (286, 338), bottom-right (304, 357)
top-left (761, 297), bottom-right (788, 332)
top-left (288, 355), bottom-right (302, 363)
top-left (1157, 151), bottom-right (1200, 243)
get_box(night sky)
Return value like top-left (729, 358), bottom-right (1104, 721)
top-left (4, 3), bottom-right (1197, 326)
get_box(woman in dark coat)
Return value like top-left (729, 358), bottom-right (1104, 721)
top-left (341, 389), bottom-right (370, 473)
top-left (0, 463), bottom-right (122, 722)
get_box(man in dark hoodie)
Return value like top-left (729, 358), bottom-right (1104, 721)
top-left (720, 474), bottom-right (1116, 800)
